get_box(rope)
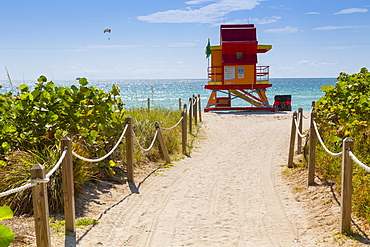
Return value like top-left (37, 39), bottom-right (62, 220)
top-left (349, 151), bottom-right (370, 173)
top-left (192, 97), bottom-right (197, 106)
top-left (133, 129), bottom-right (158, 152)
top-left (45, 149), bottom-right (67, 178)
top-left (0, 148), bottom-right (67, 198)
top-left (293, 117), bottom-right (309, 138)
top-left (188, 98), bottom-right (195, 107)
top-left (312, 120), bottom-right (342, 157)
top-left (0, 178), bottom-right (50, 198)
top-left (152, 101), bottom-right (179, 107)
top-left (302, 107), bottom-right (313, 119)
top-left (0, 182), bottom-right (37, 198)
top-left (160, 116), bottom-right (184, 130)
top-left (72, 123), bottom-right (129, 162)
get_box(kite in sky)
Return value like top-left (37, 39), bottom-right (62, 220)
top-left (104, 28), bottom-right (111, 40)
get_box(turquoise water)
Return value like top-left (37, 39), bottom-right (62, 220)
top-left (0, 78), bottom-right (336, 112)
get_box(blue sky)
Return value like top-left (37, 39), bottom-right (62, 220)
top-left (1, 0), bottom-right (369, 80)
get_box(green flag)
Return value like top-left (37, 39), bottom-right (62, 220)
top-left (205, 38), bottom-right (211, 58)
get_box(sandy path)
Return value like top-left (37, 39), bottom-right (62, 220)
top-left (77, 112), bottom-right (314, 246)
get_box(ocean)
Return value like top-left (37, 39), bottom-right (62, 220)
top-left (0, 78), bottom-right (336, 112)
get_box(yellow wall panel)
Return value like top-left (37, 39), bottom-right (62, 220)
top-left (211, 50), bottom-right (222, 67)
top-left (223, 65), bottom-right (255, 85)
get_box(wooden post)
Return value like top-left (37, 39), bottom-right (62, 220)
top-left (297, 107), bottom-right (303, 154)
top-left (31, 164), bottom-right (51, 247)
top-left (155, 122), bottom-right (171, 163)
top-left (61, 137), bottom-right (76, 233)
top-left (182, 104), bottom-right (188, 155)
top-left (287, 111), bottom-right (297, 168)
top-left (125, 116), bottom-right (135, 183)
top-left (340, 137), bottom-right (354, 233)
top-left (308, 110), bottom-right (317, 186)
top-left (189, 97), bottom-right (193, 135)
top-left (148, 98), bottom-right (150, 111)
top-left (179, 98), bottom-right (182, 111)
top-left (312, 101), bottom-right (316, 109)
top-left (193, 95), bottom-right (198, 126)
top-left (198, 94), bottom-right (202, 122)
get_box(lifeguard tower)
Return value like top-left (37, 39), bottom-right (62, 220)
top-left (204, 24), bottom-right (275, 112)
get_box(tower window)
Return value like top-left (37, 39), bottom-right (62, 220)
top-left (236, 51), bottom-right (243, 59)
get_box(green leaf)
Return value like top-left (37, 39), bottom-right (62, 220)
top-left (90, 130), bottom-right (98, 138)
top-left (329, 135), bottom-right (342, 143)
top-left (79, 78), bottom-right (88, 86)
top-left (321, 85), bottom-right (333, 92)
top-left (0, 206), bottom-right (13, 221)
top-left (0, 224), bottom-right (15, 247)
top-left (49, 114), bottom-right (59, 122)
top-left (37, 75), bottom-right (47, 83)
top-left (42, 91), bottom-right (51, 101)
top-left (19, 84), bottom-right (29, 93)
top-left (2, 125), bottom-right (16, 133)
top-left (26, 93), bottom-right (34, 101)
top-left (45, 81), bottom-right (56, 89)
top-left (109, 160), bottom-right (116, 167)
top-left (1, 142), bottom-right (11, 153)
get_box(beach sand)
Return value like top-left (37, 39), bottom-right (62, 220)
top-left (62, 112), bottom-right (368, 246)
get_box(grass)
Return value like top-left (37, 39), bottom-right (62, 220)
top-left (157, 163), bottom-right (174, 169)
top-left (127, 107), bottom-right (184, 163)
top-left (50, 217), bottom-right (98, 233)
top-left (293, 187), bottom-right (304, 192)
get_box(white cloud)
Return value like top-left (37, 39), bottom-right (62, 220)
top-left (305, 12), bottom-right (320, 15)
top-left (264, 26), bottom-right (299, 33)
top-left (334, 8), bottom-right (368, 15)
top-left (67, 63), bottom-right (101, 74)
top-left (137, 0), bottom-right (263, 23)
top-left (314, 25), bottom-right (360, 31)
top-left (325, 46), bottom-right (354, 50)
top-left (297, 60), bottom-right (335, 66)
top-left (298, 60), bottom-right (310, 65)
top-left (185, 0), bottom-right (215, 4)
top-left (248, 16), bottom-right (281, 24)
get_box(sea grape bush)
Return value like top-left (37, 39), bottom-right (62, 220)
top-left (0, 76), bottom-right (125, 155)
top-left (0, 76), bottom-right (127, 214)
top-left (317, 67), bottom-right (370, 129)
top-left (315, 67), bottom-right (370, 222)
top-left (0, 206), bottom-right (14, 247)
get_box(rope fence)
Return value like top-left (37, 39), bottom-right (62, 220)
top-left (125, 97), bottom-right (190, 112)
top-left (160, 116), bottom-right (184, 130)
top-left (0, 94), bottom-right (202, 247)
top-left (288, 101), bottom-right (370, 234)
top-left (133, 129), bottom-right (159, 152)
top-left (349, 151), bottom-right (370, 173)
top-left (293, 116), bottom-right (309, 138)
top-left (0, 149), bottom-right (68, 198)
top-left (72, 123), bottom-right (129, 163)
top-left (312, 120), bottom-right (342, 157)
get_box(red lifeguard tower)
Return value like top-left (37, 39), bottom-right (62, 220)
top-left (204, 24), bottom-right (275, 112)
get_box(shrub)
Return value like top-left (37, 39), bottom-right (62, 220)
top-left (315, 67), bottom-right (370, 222)
top-left (0, 76), bottom-right (126, 214)
top-left (0, 77), bottom-right (189, 214)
